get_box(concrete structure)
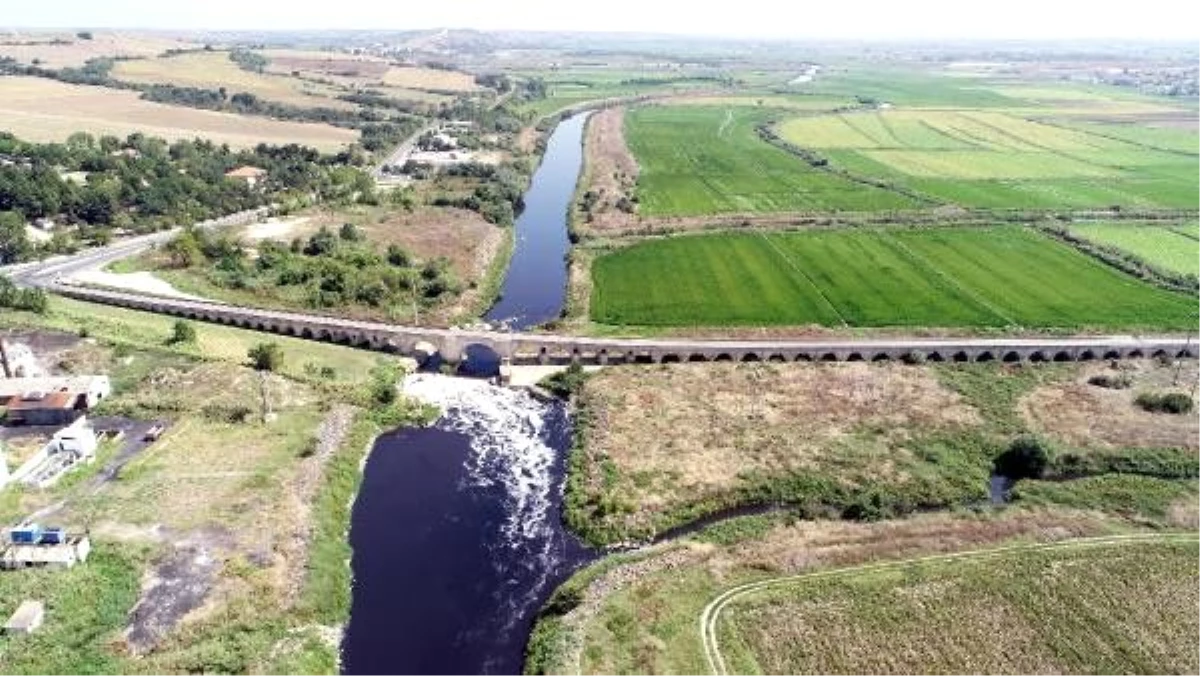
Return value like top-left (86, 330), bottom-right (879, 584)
top-left (224, 166), bottom-right (268, 188)
top-left (3, 600), bottom-right (44, 634)
top-left (1, 535), bottom-right (90, 570)
top-left (47, 285), bottom-right (1199, 368)
top-left (0, 376), bottom-right (111, 426)
top-left (0, 341), bottom-right (43, 378)
top-left (7, 417), bottom-right (98, 488)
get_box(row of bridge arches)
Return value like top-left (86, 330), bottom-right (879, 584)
top-left (528, 346), bottom-right (1197, 365)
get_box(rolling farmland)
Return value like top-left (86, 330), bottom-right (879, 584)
top-left (1069, 222), bottom-right (1200, 275)
top-left (590, 226), bottom-right (1199, 329)
top-left (624, 106), bottom-right (921, 215)
top-left (719, 539), bottom-right (1198, 675)
top-left (0, 76), bottom-right (357, 150)
top-left (778, 109), bottom-right (1199, 209)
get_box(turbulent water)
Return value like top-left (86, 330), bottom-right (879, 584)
top-left (342, 374), bottom-right (591, 675)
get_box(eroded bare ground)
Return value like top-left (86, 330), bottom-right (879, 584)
top-left (576, 107), bottom-right (639, 235)
top-left (1021, 360), bottom-right (1199, 450)
top-left (124, 529), bottom-right (232, 655)
top-left (583, 362), bottom-right (978, 518)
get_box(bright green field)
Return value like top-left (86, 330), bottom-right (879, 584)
top-left (779, 110), bottom-right (1199, 209)
top-left (590, 226), bottom-right (1199, 329)
top-left (624, 106), bottom-right (921, 216)
top-left (1070, 222), bottom-right (1200, 275)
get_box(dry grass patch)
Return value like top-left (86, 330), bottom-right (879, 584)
top-left (112, 51), bottom-right (356, 110)
top-left (382, 66), bottom-right (478, 91)
top-left (0, 31), bottom-right (196, 68)
top-left (577, 107), bottom-right (639, 234)
top-left (574, 362), bottom-right (981, 539)
top-left (1021, 360), bottom-right (1199, 451)
top-left (0, 76), bottom-right (356, 150)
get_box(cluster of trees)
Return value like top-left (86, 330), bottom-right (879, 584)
top-left (0, 276), bottom-right (48, 313)
top-left (431, 161), bottom-right (529, 226)
top-left (163, 222), bottom-right (461, 313)
top-left (229, 49), bottom-right (268, 73)
top-left (0, 131), bottom-right (379, 263)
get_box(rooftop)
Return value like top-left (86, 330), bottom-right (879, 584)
top-left (225, 166), bottom-right (268, 178)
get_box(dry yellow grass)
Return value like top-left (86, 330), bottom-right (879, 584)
top-left (382, 65), bottom-right (478, 91)
top-left (0, 31), bottom-right (196, 68)
top-left (0, 76), bottom-right (357, 150)
top-left (1021, 360), bottom-right (1199, 451)
top-left (582, 362), bottom-right (978, 514)
top-left (112, 50), bottom-right (355, 110)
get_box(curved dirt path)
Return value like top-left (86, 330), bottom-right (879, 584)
top-left (698, 532), bottom-right (1199, 675)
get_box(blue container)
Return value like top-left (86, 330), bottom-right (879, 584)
top-left (9, 525), bottom-right (42, 544)
top-left (39, 528), bottom-right (66, 545)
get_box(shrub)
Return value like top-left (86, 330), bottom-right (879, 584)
top-left (1087, 373), bottom-right (1131, 389)
top-left (168, 319), bottom-right (197, 345)
top-left (201, 402), bottom-right (254, 424)
top-left (994, 436), bottom-right (1050, 480)
top-left (539, 363), bottom-right (590, 399)
top-left (247, 342), bottom-right (284, 372)
top-left (1135, 392), bottom-right (1194, 414)
top-left (900, 350), bottom-right (926, 365)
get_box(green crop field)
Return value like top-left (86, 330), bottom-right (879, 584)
top-left (719, 539), bottom-right (1199, 675)
top-left (1070, 222), bottom-right (1200, 275)
top-left (590, 226), bottom-right (1199, 329)
top-left (624, 106), bottom-right (921, 215)
top-left (777, 110), bottom-right (1199, 209)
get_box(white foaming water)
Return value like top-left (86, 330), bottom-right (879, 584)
top-left (403, 373), bottom-right (569, 635)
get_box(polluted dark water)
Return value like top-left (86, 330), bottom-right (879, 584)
top-left (341, 376), bottom-right (594, 675)
top-left (342, 114), bottom-right (596, 674)
top-left (485, 113), bottom-right (590, 331)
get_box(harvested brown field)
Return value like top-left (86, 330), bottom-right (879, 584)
top-left (262, 49), bottom-right (392, 79)
top-left (575, 362), bottom-right (981, 538)
top-left (576, 107), bottom-right (639, 234)
top-left (0, 77), bottom-right (357, 150)
top-left (1021, 360), bottom-right (1199, 451)
top-left (0, 31), bottom-right (196, 68)
top-left (382, 66), bottom-right (479, 91)
top-left (112, 51), bottom-right (355, 110)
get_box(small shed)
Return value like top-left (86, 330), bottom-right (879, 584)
top-left (224, 166), bottom-right (268, 188)
top-left (4, 600), bottom-right (44, 634)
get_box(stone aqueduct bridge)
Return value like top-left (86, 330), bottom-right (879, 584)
top-left (53, 285), bottom-right (1198, 366)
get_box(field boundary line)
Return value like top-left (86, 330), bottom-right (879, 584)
top-left (1166, 226), bottom-right (1200, 243)
top-left (756, 230), bottom-right (849, 327)
top-left (878, 229), bottom-right (1019, 326)
top-left (699, 532), bottom-right (1199, 675)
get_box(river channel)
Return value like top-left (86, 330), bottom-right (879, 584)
top-left (341, 114), bottom-right (594, 674)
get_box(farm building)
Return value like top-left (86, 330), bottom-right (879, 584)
top-left (2, 417), bottom-right (99, 489)
top-left (0, 375), bottom-right (111, 426)
top-left (224, 165), bottom-right (268, 188)
top-left (3, 600), bottom-right (44, 634)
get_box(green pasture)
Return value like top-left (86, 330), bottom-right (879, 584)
top-left (625, 106), bottom-right (920, 215)
top-left (590, 225), bottom-right (1198, 329)
top-left (1070, 222), bottom-right (1200, 275)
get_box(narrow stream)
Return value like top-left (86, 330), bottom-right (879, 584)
top-left (342, 115), bottom-right (595, 674)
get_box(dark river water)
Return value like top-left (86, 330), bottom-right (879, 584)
top-left (484, 113), bottom-right (589, 331)
top-left (342, 115), bottom-right (595, 674)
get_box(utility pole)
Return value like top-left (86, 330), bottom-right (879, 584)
top-left (1173, 333), bottom-right (1192, 387)
top-left (0, 338), bottom-right (12, 378)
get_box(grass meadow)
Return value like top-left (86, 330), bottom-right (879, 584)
top-left (624, 106), bottom-right (921, 215)
top-left (1069, 222), bottom-right (1199, 275)
top-left (589, 225), bottom-right (1199, 330)
top-left (720, 538), bottom-right (1198, 674)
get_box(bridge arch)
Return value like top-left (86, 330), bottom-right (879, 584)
top-left (661, 354), bottom-right (681, 364)
top-left (687, 353), bottom-right (708, 363)
top-left (714, 353), bottom-right (733, 362)
top-left (740, 352), bottom-right (761, 362)
top-left (1053, 351), bottom-right (1073, 362)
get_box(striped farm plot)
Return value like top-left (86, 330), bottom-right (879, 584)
top-left (1069, 222), bottom-right (1200, 276)
top-left (624, 106), bottom-right (921, 216)
top-left (777, 109), bottom-right (1199, 208)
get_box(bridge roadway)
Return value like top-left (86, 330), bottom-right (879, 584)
top-left (44, 284), bottom-right (1198, 366)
